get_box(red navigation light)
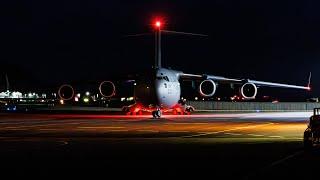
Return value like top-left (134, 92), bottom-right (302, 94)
top-left (155, 21), bottom-right (161, 28)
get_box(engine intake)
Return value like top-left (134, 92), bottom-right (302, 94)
top-left (240, 83), bottom-right (258, 99)
top-left (99, 81), bottom-right (116, 98)
top-left (58, 84), bottom-right (75, 101)
top-left (199, 79), bottom-right (217, 97)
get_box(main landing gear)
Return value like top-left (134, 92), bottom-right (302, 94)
top-left (172, 105), bottom-right (195, 115)
top-left (122, 106), bottom-right (143, 115)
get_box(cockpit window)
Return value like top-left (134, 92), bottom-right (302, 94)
top-left (156, 76), bottom-right (169, 82)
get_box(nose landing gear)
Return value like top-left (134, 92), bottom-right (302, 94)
top-left (152, 108), bottom-right (162, 118)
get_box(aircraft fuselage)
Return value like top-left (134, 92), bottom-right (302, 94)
top-left (134, 68), bottom-right (181, 109)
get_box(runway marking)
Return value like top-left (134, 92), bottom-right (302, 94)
top-left (39, 129), bottom-right (60, 131)
top-left (265, 150), bottom-right (304, 170)
top-left (244, 150), bottom-right (304, 179)
top-left (247, 134), bottom-right (265, 137)
top-left (269, 150), bottom-right (304, 167)
top-left (224, 133), bottom-right (242, 136)
top-left (136, 130), bottom-right (159, 133)
top-left (2, 128), bottom-right (29, 131)
top-left (58, 141), bottom-right (69, 146)
top-left (166, 131), bottom-right (190, 133)
top-left (77, 126), bottom-right (125, 129)
top-left (109, 130), bottom-right (129, 132)
top-left (181, 123), bottom-right (274, 138)
top-left (0, 121), bottom-right (82, 125)
top-left (2, 122), bottom-right (80, 129)
top-left (268, 135), bottom-right (283, 138)
top-left (287, 137), bottom-right (303, 140)
top-left (165, 123), bottom-right (209, 125)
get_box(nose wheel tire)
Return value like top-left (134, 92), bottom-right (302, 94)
top-left (152, 110), bottom-right (162, 118)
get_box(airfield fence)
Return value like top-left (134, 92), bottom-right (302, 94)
top-left (188, 101), bottom-right (320, 112)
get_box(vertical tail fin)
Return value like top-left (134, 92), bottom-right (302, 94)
top-left (154, 28), bottom-right (161, 69)
top-left (5, 74), bottom-right (10, 91)
top-left (307, 72), bottom-right (312, 91)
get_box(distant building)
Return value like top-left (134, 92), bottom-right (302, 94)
top-left (0, 90), bottom-right (23, 99)
top-left (307, 98), bottom-right (319, 102)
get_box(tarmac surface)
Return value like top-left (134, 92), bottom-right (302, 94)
top-left (0, 111), bottom-right (319, 179)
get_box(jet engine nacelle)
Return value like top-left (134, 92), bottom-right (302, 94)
top-left (240, 83), bottom-right (258, 99)
top-left (58, 84), bottom-right (75, 101)
top-left (99, 81), bottom-right (116, 98)
top-left (199, 79), bottom-right (217, 97)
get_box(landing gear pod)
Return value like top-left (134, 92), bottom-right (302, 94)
top-left (99, 81), bottom-right (116, 98)
top-left (58, 84), bottom-right (75, 101)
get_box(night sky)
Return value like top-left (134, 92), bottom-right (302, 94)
top-left (1, 0), bottom-right (320, 99)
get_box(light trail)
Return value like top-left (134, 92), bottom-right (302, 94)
top-left (181, 123), bottom-right (275, 138)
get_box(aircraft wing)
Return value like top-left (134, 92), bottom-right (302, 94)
top-left (179, 73), bottom-right (310, 90)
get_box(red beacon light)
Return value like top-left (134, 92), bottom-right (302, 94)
top-left (154, 21), bottom-right (161, 29)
